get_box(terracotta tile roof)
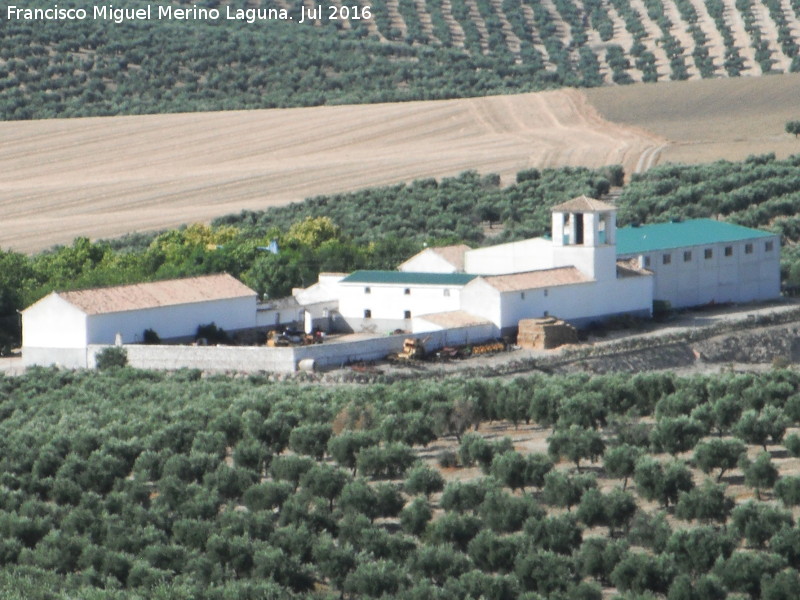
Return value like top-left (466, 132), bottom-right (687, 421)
top-left (416, 310), bottom-right (492, 328)
top-left (430, 244), bottom-right (470, 271)
top-left (551, 195), bottom-right (617, 213)
top-left (481, 267), bottom-right (591, 292)
top-left (58, 274), bottom-right (256, 315)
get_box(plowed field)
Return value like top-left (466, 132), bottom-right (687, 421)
top-left (0, 89), bottom-right (662, 253)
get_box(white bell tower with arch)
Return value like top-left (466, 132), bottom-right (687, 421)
top-left (551, 195), bottom-right (618, 281)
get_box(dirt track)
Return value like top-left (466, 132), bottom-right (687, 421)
top-left (0, 89), bottom-right (663, 253)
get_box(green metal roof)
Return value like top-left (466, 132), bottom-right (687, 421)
top-left (616, 219), bottom-right (774, 255)
top-left (341, 270), bottom-right (477, 286)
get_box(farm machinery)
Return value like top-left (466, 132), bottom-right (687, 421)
top-left (266, 328), bottom-right (324, 347)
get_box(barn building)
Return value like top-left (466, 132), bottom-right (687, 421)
top-left (22, 274), bottom-right (257, 368)
top-left (615, 219), bottom-right (780, 309)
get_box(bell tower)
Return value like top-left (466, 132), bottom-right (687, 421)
top-left (551, 195), bottom-right (618, 280)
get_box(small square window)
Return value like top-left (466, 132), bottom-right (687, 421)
top-left (766, 241), bottom-right (774, 252)
top-left (724, 246), bottom-right (733, 257)
top-left (705, 248), bottom-right (713, 259)
top-left (443, 289), bottom-right (450, 297)
top-left (543, 310), bottom-right (549, 317)
top-left (683, 251), bottom-right (692, 262)
top-left (404, 288), bottom-right (411, 295)
top-left (364, 287), bottom-right (371, 294)
top-left (662, 253), bottom-right (671, 265)
top-left (364, 309), bottom-right (371, 319)
top-left (745, 243), bottom-right (753, 254)
top-left (404, 310), bottom-right (411, 319)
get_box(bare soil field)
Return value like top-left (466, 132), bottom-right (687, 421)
top-left (4, 73), bottom-right (800, 254)
top-left (586, 72), bottom-right (800, 165)
top-left (0, 90), bottom-right (663, 253)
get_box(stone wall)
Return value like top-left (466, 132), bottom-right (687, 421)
top-left (86, 322), bottom-right (498, 373)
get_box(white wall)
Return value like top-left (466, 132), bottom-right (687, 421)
top-left (338, 282), bottom-right (464, 333)
top-left (465, 238), bottom-right (553, 275)
top-left (255, 305), bottom-right (306, 329)
top-left (460, 279), bottom-right (504, 327)
top-left (86, 296), bottom-right (257, 344)
top-left (552, 245), bottom-right (616, 281)
top-left (22, 294), bottom-right (88, 349)
top-left (620, 236), bottom-right (780, 308)
top-left (87, 323), bottom-right (499, 373)
top-left (399, 250), bottom-right (458, 273)
top-left (462, 273), bottom-right (653, 332)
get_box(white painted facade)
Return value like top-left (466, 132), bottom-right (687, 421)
top-left (336, 197), bottom-right (655, 335)
top-left (23, 275), bottom-right (258, 368)
top-left (399, 249), bottom-right (459, 273)
top-left (338, 279), bottom-right (466, 332)
top-left (459, 271), bottom-right (653, 333)
top-left (83, 297), bottom-right (256, 345)
top-left (617, 232), bottom-right (781, 309)
top-left (464, 238), bottom-right (553, 275)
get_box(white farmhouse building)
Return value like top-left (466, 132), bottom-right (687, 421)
top-left (324, 196), bottom-right (781, 336)
top-left (21, 196), bottom-right (783, 372)
top-left (335, 197), bottom-right (655, 335)
top-left (23, 274), bottom-right (257, 368)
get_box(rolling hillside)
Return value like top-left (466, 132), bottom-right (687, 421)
top-left (3, 0), bottom-right (800, 120)
top-left (0, 89), bottom-right (662, 253)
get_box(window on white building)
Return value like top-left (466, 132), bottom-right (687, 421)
top-left (364, 287), bottom-right (371, 294)
top-left (544, 289), bottom-right (549, 297)
top-left (745, 243), bottom-right (753, 254)
top-left (404, 288), bottom-right (411, 295)
top-left (662, 253), bottom-right (671, 265)
top-left (705, 248), bottom-right (713, 259)
top-left (644, 256), bottom-right (651, 268)
top-left (443, 289), bottom-right (450, 297)
top-left (724, 246), bottom-right (733, 257)
top-left (404, 310), bottom-right (411, 319)
top-left (683, 251), bottom-right (692, 262)
top-left (521, 292), bottom-right (525, 300)
top-left (364, 309), bottom-right (371, 318)
top-left (766, 241), bottom-right (774, 252)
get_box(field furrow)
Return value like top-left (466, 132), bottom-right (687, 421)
top-left (414, 0), bottom-right (442, 43)
top-left (540, 0), bottom-right (574, 48)
top-left (464, 0), bottom-right (492, 53)
top-left (520, 2), bottom-right (557, 68)
top-left (385, 0), bottom-right (410, 37)
top-left (780, 0), bottom-right (800, 37)
top-left (490, 0), bottom-right (523, 60)
top-left (683, 0), bottom-right (729, 75)
top-left (660, 0), bottom-right (703, 77)
top-left (439, 0), bottom-right (468, 47)
top-left (627, 0), bottom-right (673, 77)
top-left (358, 0), bottom-right (386, 38)
top-left (720, 0), bottom-right (763, 73)
top-left (752, 0), bottom-right (793, 71)
top-left (0, 90), bottom-right (665, 253)
top-left (572, 0), bottom-right (614, 82)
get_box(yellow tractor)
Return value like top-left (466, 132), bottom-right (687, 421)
top-left (396, 337), bottom-right (426, 360)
